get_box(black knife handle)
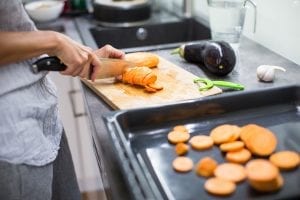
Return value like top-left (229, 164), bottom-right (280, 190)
top-left (32, 56), bottom-right (67, 73)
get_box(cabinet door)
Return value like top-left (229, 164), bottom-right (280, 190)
top-left (49, 73), bottom-right (105, 195)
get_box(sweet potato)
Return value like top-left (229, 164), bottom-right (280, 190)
top-left (172, 157), bottom-right (194, 172)
top-left (269, 151), bottom-right (300, 170)
top-left (214, 163), bottom-right (247, 183)
top-left (246, 159), bottom-right (279, 182)
top-left (246, 159), bottom-right (283, 192)
top-left (195, 157), bottom-right (218, 177)
top-left (248, 174), bottom-right (284, 192)
top-left (204, 177), bottom-right (236, 196)
top-left (125, 52), bottom-right (159, 68)
top-left (168, 131), bottom-right (190, 144)
top-left (173, 125), bottom-right (188, 133)
top-left (240, 124), bottom-right (277, 156)
top-left (210, 124), bottom-right (241, 145)
top-left (189, 135), bottom-right (214, 150)
top-left (121, 66), bottom-right (163, 92)
top-left (226, 148), bottom-right (252, 164)
top-left (175, 143), bottom-right (189, 156)
top-left (219, 141), bottom-right (244, 152)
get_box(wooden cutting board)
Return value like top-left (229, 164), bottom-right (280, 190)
top-left (82, 56), bottom-right (222, 110)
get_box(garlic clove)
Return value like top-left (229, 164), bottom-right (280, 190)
top-left (256, 65), bottom-right (286, 82)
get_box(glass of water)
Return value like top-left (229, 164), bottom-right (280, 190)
top-left (207, 0), bottom-right (257, 50)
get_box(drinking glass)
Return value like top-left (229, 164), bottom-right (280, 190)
top-left (207, 0), bottom-right (257, 50)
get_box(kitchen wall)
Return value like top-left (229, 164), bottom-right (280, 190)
top-left (162, 0), bottom-right (300, 65)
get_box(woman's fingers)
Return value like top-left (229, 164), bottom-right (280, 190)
top-left (94, 44), bottom-right (125, 59)
top-left (54, 35), bottom-right (123, 80)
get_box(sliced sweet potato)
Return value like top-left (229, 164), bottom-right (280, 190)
top-left (142, 72), bottom-right (157, 86)
top-left (246, 159), bottom-right (279, 182)
top-left (172, 156), bottom-right (194, 172)
top-left (125, 52), bottom-right (159, 68)
top-left (189, 135), bottom-right (214, 150)
top-left (242, 124), bottom-right (277, 156)
top-left (195, 157), bottom-right (218, 177)
top-left (147, 83), bottom-right (164, 90)
top-left (246, 159), bottom-right (283, 192)
top-left (226, 148), bottom-right (252, 164)
top-left (133, 67), bottom-right (152, 85)
top-left (248, 174), bottom-right (284, 192)
top-left (204, 177), bottom-right (236, 196)
top-left (168, 131), bottom-right (190, 144)
top-left (144, 85), bottom-right (157, 93)
top-left (269, 151), bottom-right (300, 170)
top-left (210, 124), bottom-right (241, 145)
top-left (214, 163), bottom-right (247, 183)
top-left (120, 66), bottom-right (163, 93)
top-left (175, 143), bottom-right (189, 156)
top-left (240, 124), bottom-right (257, 142)
top-left (173, 125), bottom-right (188, 133)
top-left (219, 141), bottom-right (244, 152)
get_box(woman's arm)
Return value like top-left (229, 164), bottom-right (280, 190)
top-left (0, 30), bottom-right (100, 78)
top-left (0, 31), bottom-right (125, 80)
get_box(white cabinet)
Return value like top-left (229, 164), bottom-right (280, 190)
top-left (49, 73), bottom-right (105, 195)
top-left (46, 19), bottom-right (106, 198)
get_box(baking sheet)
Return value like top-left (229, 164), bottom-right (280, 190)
top-left (103, 85), bottom-right (300, 200)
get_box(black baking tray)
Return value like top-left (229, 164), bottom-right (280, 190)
top-left (102, 85), bottom-right (300, 200)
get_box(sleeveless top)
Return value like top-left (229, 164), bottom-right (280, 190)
top-left (0, 0), bottom-right (63, 166)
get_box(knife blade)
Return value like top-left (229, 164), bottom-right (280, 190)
top-left (32, 56), bottom-right (135, 79)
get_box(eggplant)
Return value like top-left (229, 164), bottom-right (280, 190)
top-left (172, 41), bottom-right (236, 76)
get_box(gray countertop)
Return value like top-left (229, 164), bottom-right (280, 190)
top-left (81, 36), bottom-right (300, 200)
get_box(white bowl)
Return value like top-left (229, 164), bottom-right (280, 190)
top-left (25, 0), bottom-right (64, 23)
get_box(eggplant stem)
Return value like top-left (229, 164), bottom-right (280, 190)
top-left (171, 48), bottom-right (180, 55)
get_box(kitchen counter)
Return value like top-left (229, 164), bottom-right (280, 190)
top-left (45, 14), bottom-right (300, 200)
top-left (81, 36), bottom-right (300, 199)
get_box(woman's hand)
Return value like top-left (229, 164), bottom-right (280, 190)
top-left (90, 45), bottom-right (125, 81)
top-left (52, 33), bottom-right (124, 80)
top-left (51, 32), bottom-right (101, 79)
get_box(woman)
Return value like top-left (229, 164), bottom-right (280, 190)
top-left (0, 0), bottom-right (124, 199)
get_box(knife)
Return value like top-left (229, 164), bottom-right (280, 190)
top-left (32, 56), bottom-right (135, 79)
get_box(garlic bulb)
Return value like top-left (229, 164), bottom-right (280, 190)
top-left (256, 65), bottom-right (286, 82)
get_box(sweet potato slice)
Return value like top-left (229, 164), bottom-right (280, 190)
top-left (144, 85), bottom-right (157, 93)
top-left (220, 141), bottom-right (244, 152)
top-left (147, 83), bottom-right (164, 91)
top-left (172, 156), bottom-right (194, 172)
top-left (243, 124), bottom-right (277, 156)
top-left (210, 124), bottom-right (241, 145)
top-left (204, 177), bottom-right (236, 196)
top-left (132, 67), bottom-right (152, 85)
top-left (249, 174), bottom-right (284, 192)
top-left (246, 159), bottom-right (283, 192)
top-left (189, 135), bottom-right (214, 150)
top-left (240, 124), bottom-right (257, 142)
top-left (122, 67), bottom-right (136, 84)
top-left (226, 148), bottom-right (252, 164)
top-left (173, 125), bottom-right (188, 133)
top-left (195, 157), bottom-right (218, 177)
top-left (269, 151), bottom-right (300, 170)
top-left (142, 72), bottom-right (157, 86)
top-left (175, 143), bottom-right (189, 156)
top-left (246, 159), bottom-right (279, 182)
top-left (168, 131), bottom-right (190, 144)
top-left (125, 52), bottom-right (159, 68)
top-left (214, 163), bottom-right (247, 183)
